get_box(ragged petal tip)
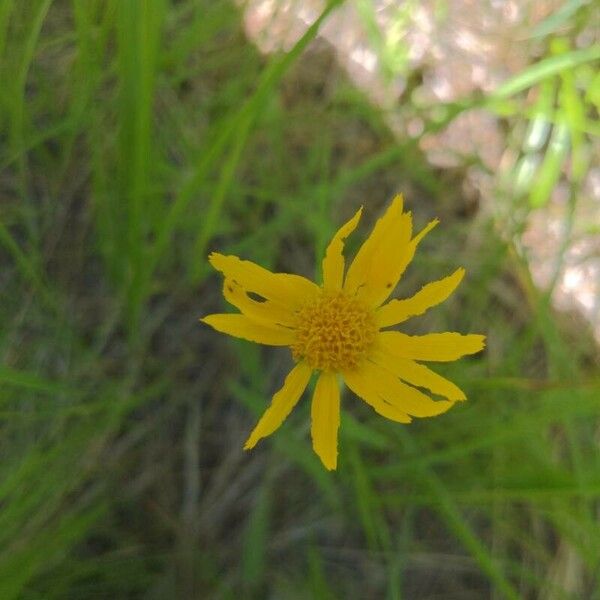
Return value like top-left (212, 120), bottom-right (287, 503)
top-left (243, 436), bottom-right (258, 451)
top-left (207, 251), bottom-right (224, 266)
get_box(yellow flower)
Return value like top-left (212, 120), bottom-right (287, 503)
top-left (202, 195), bottom-right (485, 470)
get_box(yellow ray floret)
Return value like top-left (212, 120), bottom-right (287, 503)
top-left (311, 372), bottom-right (340, 471)
top-left (200, 314), bottom-right (296, 346)
top-left (322, 207), bottom-right (363, 291)
top-left (379, 331), bottom-right (486, 362)
top-left (244, 362), bottom-right (312, 450)
top-left (376, 268), bottom-right (465, 328)
top-left (222, 279), bottom-right (297, 327)
top-left (201, 196), bottom-right (486, 470)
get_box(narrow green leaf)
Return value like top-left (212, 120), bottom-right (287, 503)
top-left (0, 366), bottom-right (75, 396)
top-left (530, 0), bottom-right (589, 38)
top-left (522, 78), bottom-right (555, 153)
top-left (491, 46), bottom-right (600, 100)
top-left (529, 122), bottom-right (570, 207)
top-left (242, 483), bottom-right (271, 590)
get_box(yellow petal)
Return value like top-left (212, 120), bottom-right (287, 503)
top-left (344, 195), bottom-right (412, 305)
top-left (209, 253), bottom-right (320, 309)
top-left (343, 366), bottom-right (412, 423)
top-left (244, 362), bottom-right (313, 449)
top-left (223, 279), bottom-right (297, 327)
top-left (355, 213), bottom-right (414, 308)
top-left (376, 268), bottom-right (465, 328)
top-left (322, 207), bottom-right (362, 291)
top-left (379, 331), bottom-right (486, 362)
top-left (371, 347), bottom-right (466, 401)
top-left (363, 217), bottom-right (440, 308)
top-left (343, 195), bottom-right (404, 292)
top-left (411, 217), bottom-right (439, 247)
top-left (201, 313), bottom-right (296, 346)
top-left (354, 360), bottom-right (454, 417)
top-left (310, 372), bottom-right (340, 470)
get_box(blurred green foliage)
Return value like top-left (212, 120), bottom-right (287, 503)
top-left (0, 0), bottom-right (599, 598)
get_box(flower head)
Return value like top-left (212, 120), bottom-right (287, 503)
top-left (202, 195), bottom-right (485, 470)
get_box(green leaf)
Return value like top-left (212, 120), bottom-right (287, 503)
top-left (242, 482), bottom-right (271, 590)
top-left (529, 121), bottom-right (570, 208)
top-left (530, 0), bottom-right (590, 38)
top-left (491, 46), bottom-right (600, 100)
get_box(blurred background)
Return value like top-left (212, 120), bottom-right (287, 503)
top-left (1, 0), bottom-right (599, 598)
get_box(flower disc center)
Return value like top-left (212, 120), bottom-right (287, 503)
top-left (291, 290), bottom-right (377, 372)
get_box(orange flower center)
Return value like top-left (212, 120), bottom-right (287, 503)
top-left (291, 290), bottom-right (377, 372)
